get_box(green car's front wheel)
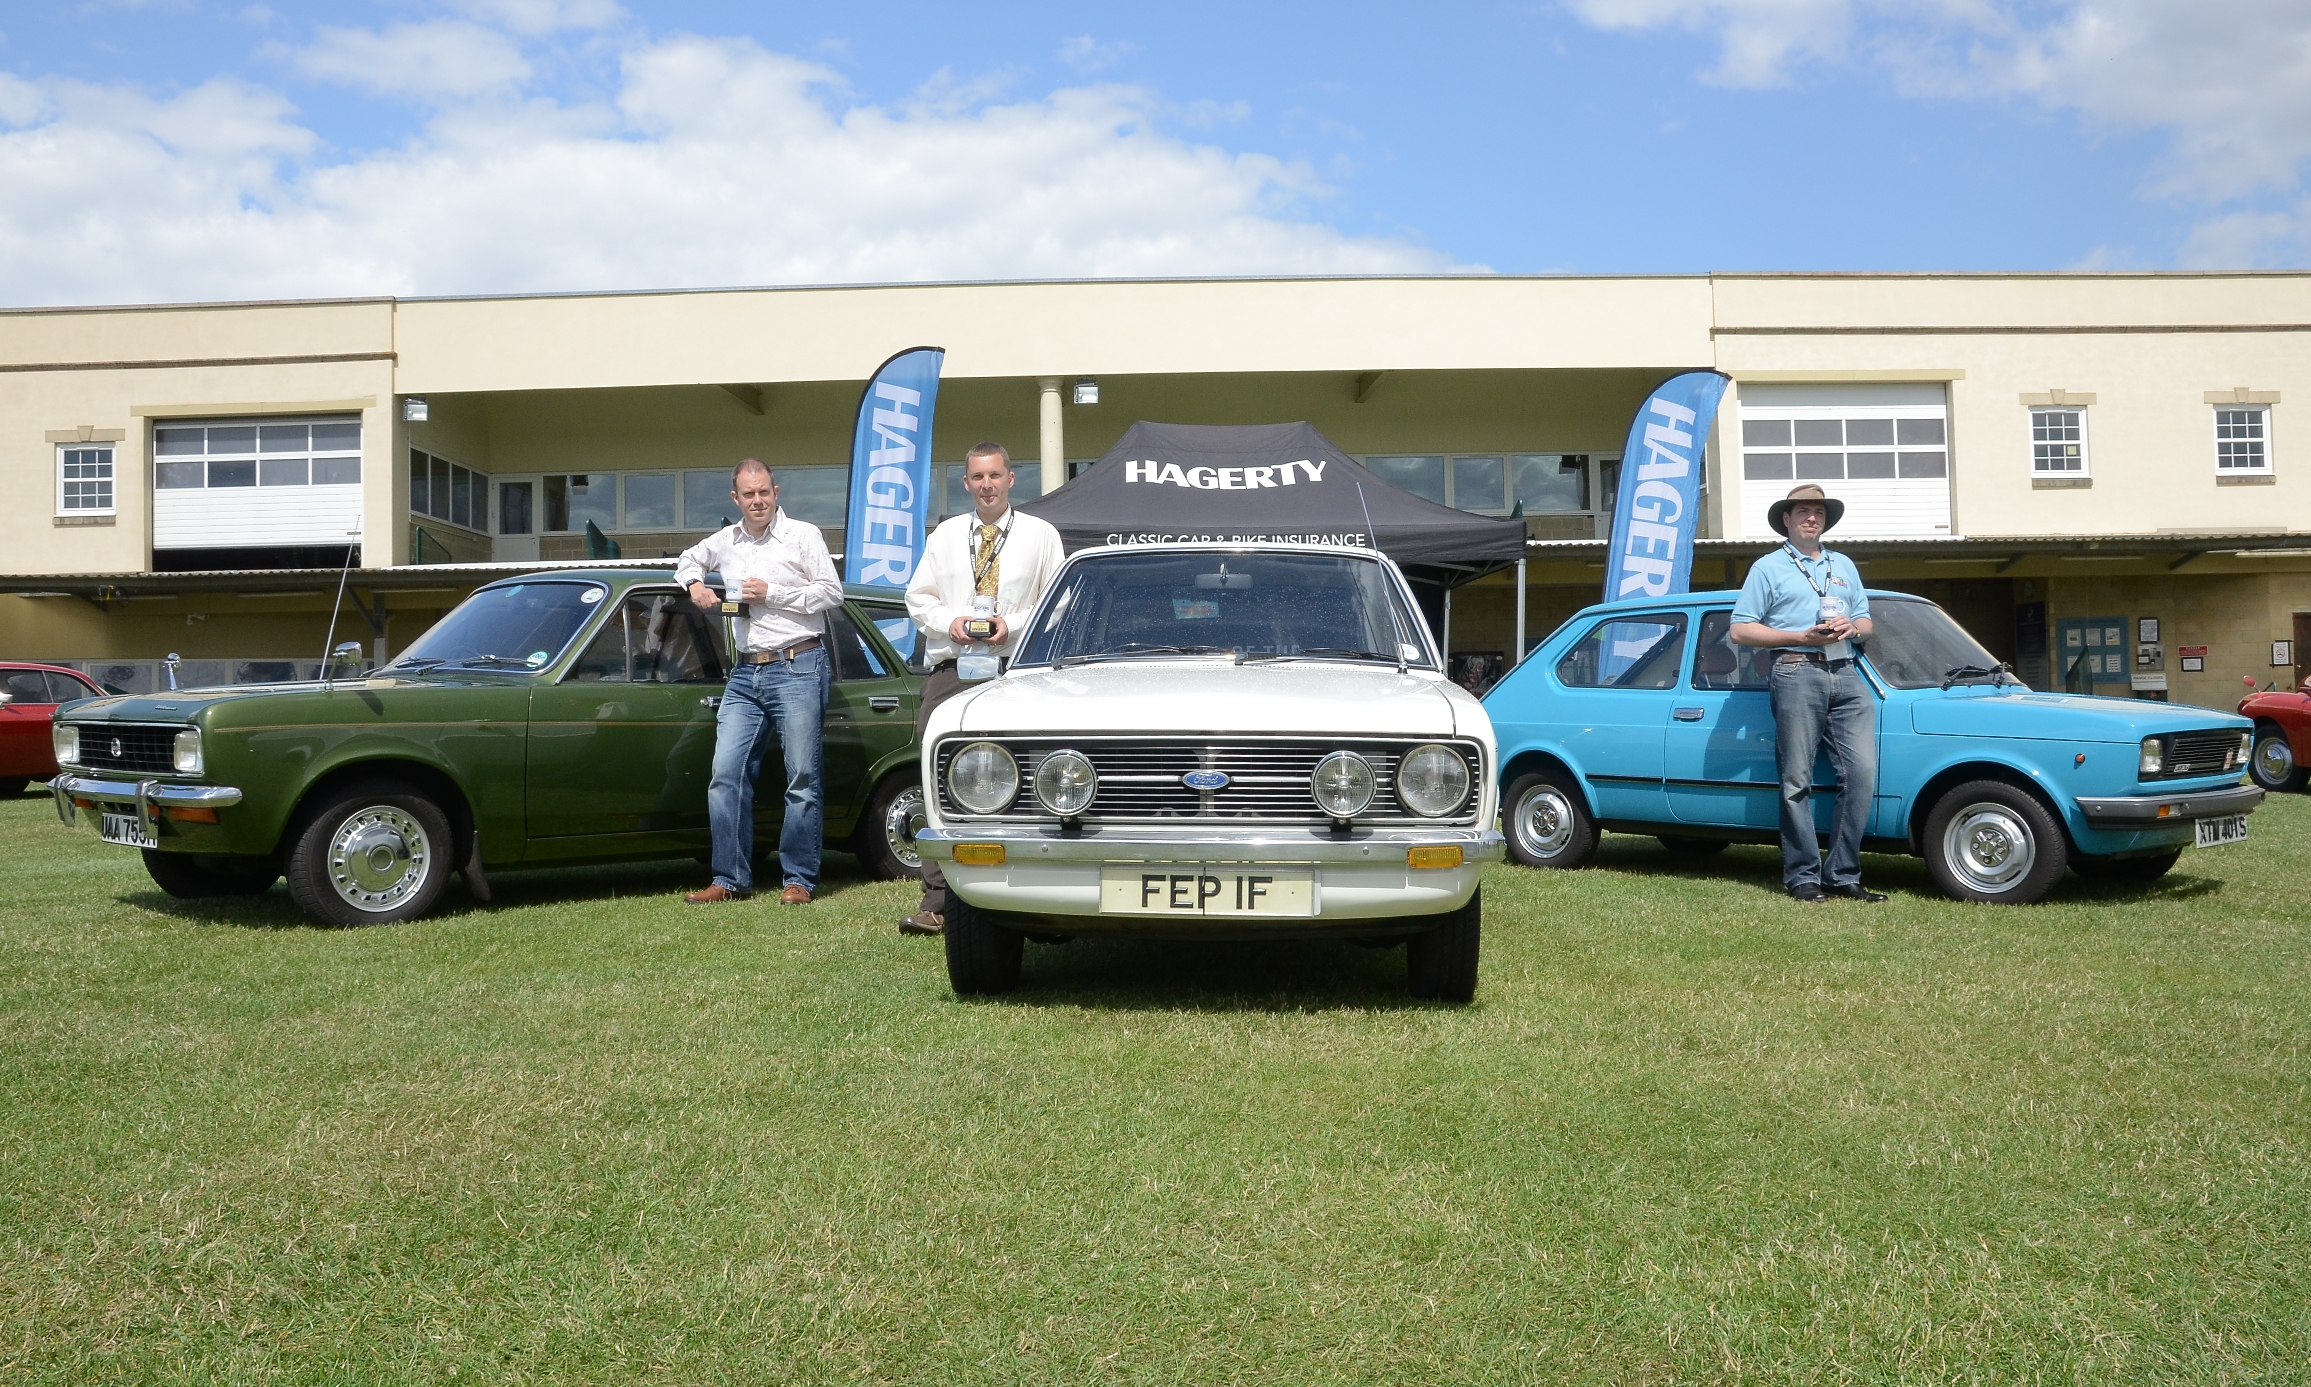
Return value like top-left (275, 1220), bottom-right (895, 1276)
top-left (287, 782), bottom-right (453, 927)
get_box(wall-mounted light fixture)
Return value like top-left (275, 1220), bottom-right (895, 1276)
top-left (1071, 378), bottom-right (1099, 406)
top-left (401, 396), bottom-right (429, 423)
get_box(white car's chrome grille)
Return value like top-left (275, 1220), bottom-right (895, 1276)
top-left (935, 736), bottom-right (1484, 826)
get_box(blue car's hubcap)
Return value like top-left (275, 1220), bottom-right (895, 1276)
top-left (1943, 803), bottom-right (2034, 893)
top-left (1513, 783), bottom-right (1576, 859)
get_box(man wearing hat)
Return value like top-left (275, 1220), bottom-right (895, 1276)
top-left (1729, 484), bottom-right (1883, 903)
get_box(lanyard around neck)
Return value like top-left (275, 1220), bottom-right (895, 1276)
top-left (1784, 544), bottom-right (1831, 598)
top-left (972, 512), bottom-right (1012, 589)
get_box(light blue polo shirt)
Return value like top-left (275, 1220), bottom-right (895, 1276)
top-left (1733, 545), bottom-right (1870, 656)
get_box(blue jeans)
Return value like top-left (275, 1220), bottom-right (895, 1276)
top-left (1767, 656), bottom-right (1877, 890)
top-left (708, 650), bottom-right (830, 895)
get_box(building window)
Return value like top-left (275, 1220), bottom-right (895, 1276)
top-left (1362, 453), bottom-right (1608, 516)
top-left (58, 445), bottom-right (115, 514)
top-left (155, 418), bottom-right (361, 490)
top-left (2031, 408), bottom-right (2087, 473)
top-left (410, 449), bottom-right (487, 532)
top-left (499, 481), bottom-right (533, 535)
top-left (2216, 407), bottom-right (2270, 472)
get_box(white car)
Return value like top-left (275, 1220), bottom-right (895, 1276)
top-left (914, 542), bottom-right (1505, 1001)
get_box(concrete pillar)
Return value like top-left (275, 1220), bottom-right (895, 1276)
top-left (1039, 377), bottom-right (1065, 498)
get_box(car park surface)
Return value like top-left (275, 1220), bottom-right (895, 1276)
top-left (1485, 589), bottom-right (2262, 904)
top-left (46, 571), bottom-right (924, 926)
top-left (913, 542), bottom-right (1505, 1001)
top-left (1, 662), bottom-right (104, 793)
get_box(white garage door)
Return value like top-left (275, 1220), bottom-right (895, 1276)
top-left (151, 417), bottom-right (364, 550)
top-left (1737, 383), bottom-right (1953, 540)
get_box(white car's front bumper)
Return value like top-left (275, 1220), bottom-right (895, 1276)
top-left (916, 824), bottom-right (1504, 927)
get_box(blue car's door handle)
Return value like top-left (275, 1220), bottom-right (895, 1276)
top-left (1673, 707), bottom-right (1705, 722)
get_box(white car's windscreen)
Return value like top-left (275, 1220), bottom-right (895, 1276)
top-left (1013, 552), bottom-right (1433, 669)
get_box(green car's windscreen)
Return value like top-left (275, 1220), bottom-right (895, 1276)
top-left (388, 581), bottom-right (608, 671)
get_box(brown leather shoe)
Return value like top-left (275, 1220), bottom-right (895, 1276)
top-left (779, 884), bottom-right (813, 905)
top-left (684, 883), bottom-right (748, 905)
top-left (898, 910), bottom-right (944, 936)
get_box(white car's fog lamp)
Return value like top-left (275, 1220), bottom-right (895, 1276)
top-left (172, 728), bottom-right (203, 776)
top-left (1396, 743), bottom-right (1470, 818)
top-left (1032, 749), bottom-right (1097, 817)
top-left (1310, 751), bottom-right (1376, 818)
top-left (948, 741), bottom-right (1019, 814)
top-left (53, 724), bottom-right (79, 767)
top-left (2138, 737), bottom-right (2163, 778)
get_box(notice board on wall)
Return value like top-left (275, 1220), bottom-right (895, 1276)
top-left (2056, 615), bottom-right (2131, 692)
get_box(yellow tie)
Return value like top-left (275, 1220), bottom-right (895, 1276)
top-left (975, 524), bottom-right (1001, 598)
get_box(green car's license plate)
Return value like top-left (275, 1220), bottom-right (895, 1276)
top-left (99, 809), bottom-right (156, 849)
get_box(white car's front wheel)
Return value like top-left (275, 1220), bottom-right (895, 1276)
top-left (1405, 887), bottom-right (1480, 1003)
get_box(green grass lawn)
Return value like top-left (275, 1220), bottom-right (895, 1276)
top-left (2, 788), bottom-right (2307, 1384)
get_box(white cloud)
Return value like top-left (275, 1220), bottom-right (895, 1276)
top-left (1058, 35), bottom-right (1135, 75)
top-left (455, 0), bottom-right (624, 36)
top-left (286, 20), bottom-right (533, 101)
top-left (1564, 0), bottom-right (2311, 264)
top-left (0, 32), bottom-right (1465, 306)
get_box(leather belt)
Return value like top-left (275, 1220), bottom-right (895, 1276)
top-left (1775, 650), bottom-right (1851, 667)
top-left (736, 637), bottom-right (822, 665)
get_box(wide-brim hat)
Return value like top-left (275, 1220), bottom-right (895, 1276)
top-left (1767, 483), bottom-right (1845, 537)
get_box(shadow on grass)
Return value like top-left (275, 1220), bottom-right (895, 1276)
top-left (985, 934), bottom-right (1431, 1014)
top-left (114, 850), bottom-right (897, 929)
top-left (1578, 832), bottom-right (2227, 907)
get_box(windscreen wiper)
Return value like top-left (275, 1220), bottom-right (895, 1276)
top-left (1057, 643), bottom-right (1223, 667)
top-left (1235, 647), bottom-right (1396, 665)
top-left (450, 654), bottom-right (545, 670)
top-left (1940, 662), bottom-right (2015, 689)
top-left (386, 657), bottom-right (447, 672)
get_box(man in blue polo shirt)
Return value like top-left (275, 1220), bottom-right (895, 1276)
top-left (1730, 484), bottom-right (1884, 903)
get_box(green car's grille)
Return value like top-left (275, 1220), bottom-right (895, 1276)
top-left (68, 723), bottom-right (180, 776)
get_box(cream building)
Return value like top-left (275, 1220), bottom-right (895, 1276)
top-left (3, 272), bottom-right (2307, 709)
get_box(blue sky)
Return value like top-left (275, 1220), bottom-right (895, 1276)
top-left (1, 1), bottom-right (2303, 305)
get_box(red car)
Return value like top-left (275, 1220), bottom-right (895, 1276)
top-left (2240, 674), bottom-right (2311, 793)
top-left (1, 662), bottom-right (106, 794)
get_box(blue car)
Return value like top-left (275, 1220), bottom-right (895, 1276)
top-left (1483, 590), bottom-right (2263, 903)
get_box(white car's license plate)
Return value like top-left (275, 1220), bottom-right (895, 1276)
top-left (1099, 867), bottom-right (1314, 917)
top-left (99, 808), bottom-right (157, 849)
top-left (2195, 814), bottom-right (2248, 849)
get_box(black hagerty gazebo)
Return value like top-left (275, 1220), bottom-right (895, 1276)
top-left (1020, 421), bottom-right (1528, 652)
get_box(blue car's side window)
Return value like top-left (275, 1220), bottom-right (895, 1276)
top-left (1557, 615), bottom-right (1689, 690)
top-left (1692, 611), bottom-right (1771, 690)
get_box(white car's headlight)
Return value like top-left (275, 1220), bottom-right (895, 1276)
top-left (1396, 743), bottom-right (1471, 818)
top-left (1032, 749), bottom-right (1097, 817)
top-left (947, 741), bottom-right (1019, 814)
top-left (2139, 737), bottom-right (2163, 778)
top-left (1310, 751), bottom-right (1376, 818)
top-left (172, 728), bottom-right (204, 776)
top-left (53, 724), bottom-right (79, 766)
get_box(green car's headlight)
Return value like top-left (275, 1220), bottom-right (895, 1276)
top-left (172, 728), bottom-right (203, 776)
top-left (53, 724), bottom-right (78, 766)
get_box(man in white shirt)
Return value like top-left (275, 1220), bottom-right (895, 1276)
top-left (674, 459), bottom-right (845, 905)
top-left (898, 442), bottom-right (1068, 935)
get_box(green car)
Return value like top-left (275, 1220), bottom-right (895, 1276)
top-left (46, 570), bottom-right (926, 926)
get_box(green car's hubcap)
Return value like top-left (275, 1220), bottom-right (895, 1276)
top-left (329, 806), bottom-right (431, 912)
top-left (884, 785), bottom-right (925, 871)
top-left (1944, 804), bottom-right (2033, 892)
top-left (1514, 783), bottom-right (1576, 859)
top-left (2255, 734), bottom-right (2293, 783)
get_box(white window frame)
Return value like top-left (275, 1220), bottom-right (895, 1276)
top-left (56, 443), bottom-right (117, 516)
top-left (409, 447), bottom-right (489, 534)
top-left (1355, 452), bottom-right (1618, 518)
top-left (2030, 406), bottom-right (2089, 475)
top-left (2214, 404), bottom-right (2273, 474)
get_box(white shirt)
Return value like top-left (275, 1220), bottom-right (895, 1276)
top-left (673, 511), bottom-right (844, 654)
top-left (905, 506), bottom-right (1068, 664)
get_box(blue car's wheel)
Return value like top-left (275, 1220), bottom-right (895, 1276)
top-left (1503, 771), bottom-right (1597, 869)
top-left (1923, 780), bottom-right (2067, 904)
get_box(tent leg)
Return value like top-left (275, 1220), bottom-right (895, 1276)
top-left (1442, 586), bottom-right (1451, 665)
top-left (1514, 558), bottom-right (1526, 664)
